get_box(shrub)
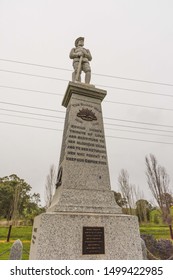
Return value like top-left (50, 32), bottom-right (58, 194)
top-left (141, 234), bottom-right (173, 259)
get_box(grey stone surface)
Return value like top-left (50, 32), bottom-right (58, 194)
top-left (62, 82), bottom-right (105, 107)
top-left (30, 82), bottom-right (143, 259)
top-left (30, 212), bottom-right (143, 260)
top-left (49, 188), bottom-right (121, 214)
top-left (9, 239), bottom-right (23, 260)
top-left (141, 238), bottom-right (148, 260)
top-left (69, 37), bottom-right (92, 84)
top-left (48, 82), bottom-right (121, 214)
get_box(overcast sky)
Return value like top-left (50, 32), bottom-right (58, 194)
top-left (0, 0), bottom-right (173, 205)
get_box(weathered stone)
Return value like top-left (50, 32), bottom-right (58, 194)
top-left (141, 238), bottom-right (148, 260)
top-left (48, 82), bottom-right (121, 214)
top-left (30, 212), bottom-right (142, 260)
top-left (69, 37), bottom-right (92, 84)
top-left (30, 82), bottom-right (143, 259)
top-left (9, 239), bottom-right (23, 260)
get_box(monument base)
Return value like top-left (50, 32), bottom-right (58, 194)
top-left (29, 212), bottom-right (142, 260)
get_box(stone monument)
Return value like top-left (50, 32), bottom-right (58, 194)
top-left (29, 37), bottom-right (143, 259)
top-left (9, 239), bottom-right (23, 260)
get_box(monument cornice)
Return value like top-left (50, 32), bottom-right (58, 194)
top-left (62, 82), bottom-right (107, 108)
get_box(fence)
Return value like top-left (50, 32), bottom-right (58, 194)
top-left (0, 239), bottom-right (172, 260)
top-left (0, 240), bottom-right (29, 260)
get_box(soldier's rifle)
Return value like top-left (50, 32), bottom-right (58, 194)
top-left (75, 54), bottom-right (83, 82)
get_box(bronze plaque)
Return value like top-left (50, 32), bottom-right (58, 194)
top-left (82, 227), bottom-right (105, 255)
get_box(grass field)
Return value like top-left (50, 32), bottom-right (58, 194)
top-left (0, 242), bottom-right (30, 260)
top-left (140, 225), bottom-right (171, 239)
top-left (0, 224), bottom-right (172, 260)
top-left (0, 226), bottom-right (32, 241)
top-left (0, 226), bottom-right (32, 260)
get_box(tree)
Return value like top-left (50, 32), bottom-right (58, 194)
top-left (23, 193), bottom-right (45, 225)
top-left (118, 169), bottom-right (136, 214)
top-left (0, 174), bottom-right (45, 241)
top-left (44, 164), bottom-right (56, 209)
top-left (145, 154), bottom-right (173, 239)
top-left (0, 178), bottom-right (14, 220)
top-left (0, 174), bottom-right (31, 220)
top-left (0, 174), bottom-right (44, 221)
top-left (136, 199), bottom-right (152, 223)
top-left (160, 192), bottom-right (173, 208)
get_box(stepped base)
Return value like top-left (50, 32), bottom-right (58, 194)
top-left (29, 212), bottom-right (143, 260)
top-left (48, 187), bottom-right (122, 214)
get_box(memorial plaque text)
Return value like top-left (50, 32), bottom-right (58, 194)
top-left (82, 227), bottom-right (105, 255)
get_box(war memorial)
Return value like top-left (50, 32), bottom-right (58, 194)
top-left (29, 37), bottom-right (143, 259)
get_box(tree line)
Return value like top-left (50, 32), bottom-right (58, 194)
top-left (0, 155), bottom-right (173, 239)
top-left (114, 154), bottom-right (173, 239)
top-left (0, 174), bottom-right (45, 225)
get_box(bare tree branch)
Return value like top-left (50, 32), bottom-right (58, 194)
top-left (118, 169), bottom-right (136, 215)
top-left (145, 154), bottom-right (173, 239)
top-left (44, 164), bottom-right (56, 209)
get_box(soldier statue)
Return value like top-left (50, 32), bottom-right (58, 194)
top-left (69, 37), bottom-right (92, 84)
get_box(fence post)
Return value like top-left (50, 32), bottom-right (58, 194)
top-left (7, 224), bottom-right (12, 242)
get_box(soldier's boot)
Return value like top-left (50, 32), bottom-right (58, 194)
top-left (72, 71), bottom-right (81, 82)
top-left (72, 71), bottom-right (75, 82)
top-left (85, 71), bottom-right (91, 84)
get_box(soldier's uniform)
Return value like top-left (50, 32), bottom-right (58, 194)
top-left (69, 37), bottom-right (92, 83)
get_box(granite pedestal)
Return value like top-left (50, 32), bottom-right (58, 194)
top-left (30, 212), bottom-right (142, 259)
top-left (29, 82), bottom-right (143, 259)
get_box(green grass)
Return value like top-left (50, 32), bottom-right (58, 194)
top-left (0, 224), bottom-right (172, 260)
top-left (140, 225), bottom-right (171, 239)
top-left (0, 242), bottom-right (12, 260)
top-left (0, 226), bottom-right (32, 260)
top-left (0, 226), bottom-right (32, 241)
top-left (0, 242), bottom-right (30, 260)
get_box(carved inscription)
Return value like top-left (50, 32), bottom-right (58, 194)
top-left (82, 227), bottom-right (105, 255)
top-left (66, 124), bottom-right (107, 165)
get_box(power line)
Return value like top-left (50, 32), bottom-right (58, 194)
top-left (96, 75), bottom-right (173, 87)
top-left (105, 127), bottom-right (173, 138)
top-left (1, 112), bottom-right (173, 138)
top-left (1, 68), bottom-right (173, 97)
top-left (0, 112), bottom-right (64, 124)
top-left (1, 120), bottom-right (173, 145)
top-left (1, 97), bottom-right (173, 116)
top-left (0, 107), bottom-right (64, 119)
top-left (0, 58), bottom-right (71, 72)
top-left (1, 106), bottom-right (173, 134)
top-left (0, 85), bottom-right (63, 97)
top-left (105, 100), bottom-right (173, 113)
top-left (107, 135), bottom-right (173, 145)
top-left (1, 104), bottom-right (173, 130)
top-left (1, 68), bottom-right (173, 101)
top-left (105, 123), bottom-right (173, 134)
top-left (104, 86), bottom-right (173, 98)
top-left (1, 58), bottom-right (173, 87)
top-left (0, 120), bottom-right (60, 132)
top-left (0, 69), bottom-right (69, 82)
top-left (1, 84), bottom-right (173, 99)
top-left (0, 101), bottom-right (65, 113)
top-left (105, 117), bottom-right (173, 129)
